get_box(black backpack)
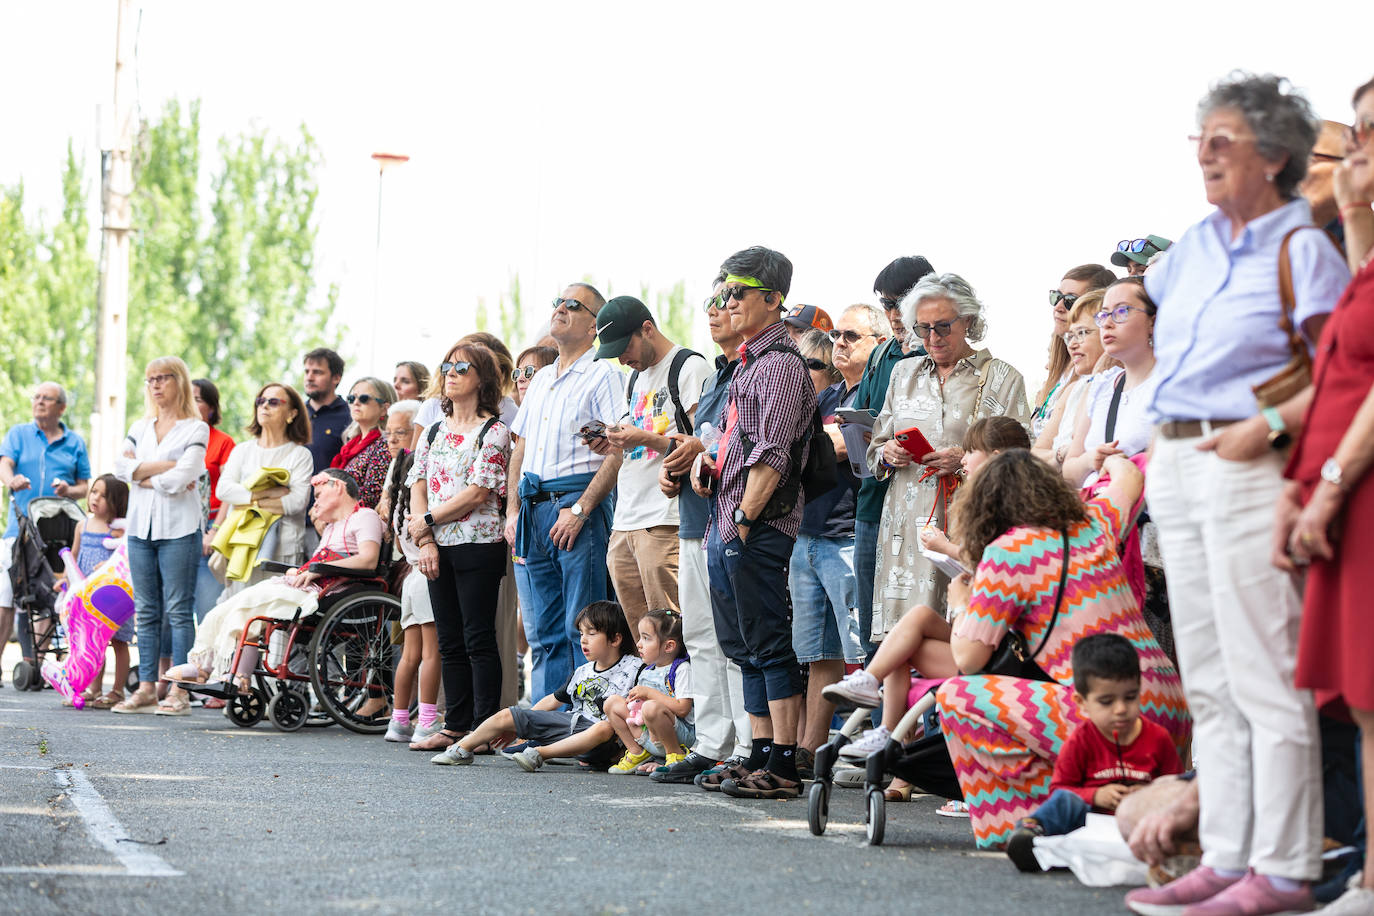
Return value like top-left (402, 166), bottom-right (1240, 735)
top-left (625, 348), bottom-right (705, 435)
top-left (425, 416), bottom-right (502, 509)
top-left (740, 344), bottom-right (838, 521)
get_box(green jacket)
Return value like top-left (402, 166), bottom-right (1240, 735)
top-left (852, 337), bottom-right (924, 524)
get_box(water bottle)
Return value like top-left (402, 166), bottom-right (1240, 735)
top-left (700, 423), bottom-right (721, 460)
top-left (267, 629), bottom-right (287, 669)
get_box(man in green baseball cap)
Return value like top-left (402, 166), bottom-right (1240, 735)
top-left (1111, 235), bottom-right (1172, 276)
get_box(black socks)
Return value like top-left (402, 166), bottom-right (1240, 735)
top-left (745, 739), bottom-right (773, 772)
top-left (768, 743), bottom-right (798, 781)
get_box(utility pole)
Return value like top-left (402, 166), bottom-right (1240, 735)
top-left (92, 0), bottom-right (136, 475)
top-left (369, 152), bottom-right (408, 370)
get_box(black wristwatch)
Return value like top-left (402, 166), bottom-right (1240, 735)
top-left (732, 507), bottom-right (756, 528)
top-left (423, 511), bottom-right (435, 528)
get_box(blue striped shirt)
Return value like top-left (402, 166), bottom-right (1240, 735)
top-left (511, 347), bottom-right (626, 480)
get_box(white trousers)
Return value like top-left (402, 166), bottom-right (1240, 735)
top-left (679, 537), bottom-right (750, 760)
top-left (1147, 435), bottom-right (1321, 880)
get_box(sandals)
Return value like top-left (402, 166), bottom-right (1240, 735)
top-left (89, 691), bottom-right (124, 710)
top-left (695, 759), bottom-right (750, 792)
top-left (720, 769), bottom-right (803, 800)
top-left (110, 690), bottom-right (160, 714)
top-left (884, 782), bottom-right (915, 802)
top-left (154, 693), bottom-right (193, 716)
top-left (410, 730), bottom-right (462, 752)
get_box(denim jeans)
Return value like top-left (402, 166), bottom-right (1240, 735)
top-left (1029, 788), bottom-right (1091, 836)
top-left (128, 532), bottom-right (200, 683)
top-left (518, 498), bottom-right (610, 704)
top-left (193, 551), bottom-right (223, 624)
top-left (789, 534), bottom-right (863, 664)
top-left (853, 518), bottom-right (879, 663)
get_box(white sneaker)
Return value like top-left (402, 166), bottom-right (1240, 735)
top-left (821, 670), bottom-right (881, 709)
top-left (512, 747), bottom-right (544, 772)
top-left (431, 744), bottom-right (474, 766)
top-left (1321, 873), bottom-right (1374, 915)
top-left (410, 721), bottom-right (444, 742)
top-left (838, 725), bottom-right (891, 761)
top-left (384, 720), bottom-right (415, 743)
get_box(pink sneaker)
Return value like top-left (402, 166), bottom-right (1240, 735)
top-left (1125, 865), bottom-right (1242, 915)
top-left (1180, 871), bottom-right (1313, 915)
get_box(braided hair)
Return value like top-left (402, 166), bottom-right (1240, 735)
top-left (386, 450), bottom-right (415, 538)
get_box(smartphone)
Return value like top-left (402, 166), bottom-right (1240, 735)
top-left (895, 425), bottom-right (936, 462)
top-left (579, 419), bottom-right (607, 442)
top-left (693, 453), bottom-right (716, 495)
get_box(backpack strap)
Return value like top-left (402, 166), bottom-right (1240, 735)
top-left (1104, 372), bottom-right (1128, 442)
top-left (666, 656), bottom-right (686, 693)
top-left (626, 349), bottom-right (705, 435)
top-left (425, 419), bottom-right (443, 448)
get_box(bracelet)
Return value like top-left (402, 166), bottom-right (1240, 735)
top-left (1339, 201), bottom-right (1373, 223)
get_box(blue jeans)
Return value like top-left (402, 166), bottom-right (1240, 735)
top-left (1029, 789), bottom-right (1091, 836)
top-left (789, 534), bottom-right (864, 664)
top-left (707, 525), bottom-right (803, 716)
top-left (518, 498), bottom-right (610, 703)
top-left (128, 532), bottom-right (200, 683)
top-left (853, 518), bottom-right (879, 663)
top-left (193, 551), bottom-right (223, 624)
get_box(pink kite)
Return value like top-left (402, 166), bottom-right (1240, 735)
top-left (41, 542), bottom-right (135, 708)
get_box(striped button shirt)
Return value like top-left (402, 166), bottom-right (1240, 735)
top-left (715, 321), bottom-right (817, 543)
top-left (511, 346), bottom-right (626, 480)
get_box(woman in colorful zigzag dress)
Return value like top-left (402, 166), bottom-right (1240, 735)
top-left (935, 449), bottom-right (1190, 849)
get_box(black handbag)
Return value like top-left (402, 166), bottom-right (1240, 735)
top-left (979, 529), bottom-right (1070, 682)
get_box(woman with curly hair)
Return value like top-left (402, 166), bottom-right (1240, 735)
top-left (932, 449), bottom-right (1188, 850)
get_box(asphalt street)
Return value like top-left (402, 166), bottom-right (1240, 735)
top-left (0, 647), bottom-right (1126, 915)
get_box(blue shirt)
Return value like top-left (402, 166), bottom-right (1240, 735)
top-left (678, 355), bottom-right (738, 541)
top-left (799, 382), bottom-right (858, 539)
top-left (1146, 198), bottom-right (1349, 423)
top-left (2, 422), bottom-right (91, 537)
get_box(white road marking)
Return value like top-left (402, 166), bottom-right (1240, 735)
top-left (51, 768), bottom-right (183, 877)
top-left (0, 865), bottom-right (127, 876)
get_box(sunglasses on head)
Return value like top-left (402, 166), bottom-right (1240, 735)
top-left (552, 297), bottom-right (589, 312)
top-left (1117, 238), bottom-right (1158, 254)
top-left (440, 361), bottom-right (472, 376)
top-left (511, 366), bottom-right (538, 381)
top-left (1048, 290), bottom-right (1079, 309)
top-left (912, 318), bottom-right (964, 340)
top-left (255, 396), bottom-right (286, 408)
top-left (828, 329), bottom-right (877, 345)
top-left (346, 393), bottom-right (384, 405)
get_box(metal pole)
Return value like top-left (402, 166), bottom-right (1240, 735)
top-left (368, 153), bottom-right (407, 372)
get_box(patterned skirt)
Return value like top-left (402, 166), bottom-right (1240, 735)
top-left (935, 667), bottom-right (1190, 849)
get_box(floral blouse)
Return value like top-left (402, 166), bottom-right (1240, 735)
top-left (342, 434), bottom-right (392, 510)
top-left (406, 417), bottom-right (510, 547)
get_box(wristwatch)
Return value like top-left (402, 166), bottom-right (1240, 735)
top-left (1321, 457), bottom-right (1346, 491)
top-left (1261, 406), bottom-right (1291, 450)
top-left (732, 507), bottom-right (757, 528)
top-left (570, 502), bottom-right (585, 519)
top-left (423, 511), bottom-right (435, 528)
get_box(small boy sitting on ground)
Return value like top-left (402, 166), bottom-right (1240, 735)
top-left (431, 600), bottom-right (642, 767)
top-left (1006, 632), bottom-right (1182, 873)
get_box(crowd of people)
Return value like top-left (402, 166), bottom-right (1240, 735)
top-left (4, 70), bottom-right (1374, 914)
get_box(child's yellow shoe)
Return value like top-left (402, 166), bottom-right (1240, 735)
top-left (609, 749), bottom-right (652, 774)
top-left (664, 752), bottom-right (687, 767)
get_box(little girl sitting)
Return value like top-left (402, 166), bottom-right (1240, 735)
top-left (604, 608), bottom-right (694, 775)
top-left (68, 474), bottom-right (131, 709)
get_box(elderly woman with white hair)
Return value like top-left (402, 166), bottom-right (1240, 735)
top-left (865, 273), bottom-right (1029, 642)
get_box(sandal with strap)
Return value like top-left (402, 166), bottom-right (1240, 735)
top-left (695, 759), bottom-right (751, 792)
top-left (154, 694), bottom-right (192, 716)
top-left (90, 691), bottom-right (124, 710)
top-left (720, 769), bottom-right (803, 800)
top-left (884, 782), bottom-right (915, 802)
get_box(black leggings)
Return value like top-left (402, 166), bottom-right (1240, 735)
top-left (426, 541), bottom-right (508, 732)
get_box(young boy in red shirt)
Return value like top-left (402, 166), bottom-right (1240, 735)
top-left (1006, 632), bottom-right (1182, 873)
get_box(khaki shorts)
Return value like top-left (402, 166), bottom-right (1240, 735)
top-left (399, 568), bottom-right (434, 629)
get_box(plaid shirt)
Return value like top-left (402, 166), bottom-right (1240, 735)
top-left (715, 321), bottom-right (817, 542)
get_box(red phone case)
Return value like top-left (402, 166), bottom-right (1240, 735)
top-left (895, 426), bottom-right (935, 461)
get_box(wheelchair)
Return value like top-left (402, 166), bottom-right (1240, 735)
top-left (171, 556), bottom-right (402, 734)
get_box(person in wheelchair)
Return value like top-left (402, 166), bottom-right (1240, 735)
top-left (166, 469), bottom-right (383, 690)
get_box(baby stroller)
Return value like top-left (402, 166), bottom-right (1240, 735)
top-left (8, 497), bottom-right (85, 691)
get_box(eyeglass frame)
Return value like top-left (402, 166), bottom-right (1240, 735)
top-left (439, 361), bottom-right (472, 376)
top-left (1349, 116), bottom-right (1374, 150)
top-left (145, 373), bottom-right (175, 387)
top-left (1117, 238), bottom-right (1160, 255)
top-left (255, 396), bottom-right (287, 408)
top-left (1048, 290), bottom-right (1079, 309)
top-left (511, 366), bottom-right (538, 381)
top-left (1094, 304), bottom-right (1150, 327)
top-left (1061, 327), bottom-right (1097, 346)
top-left (828, 329), bottom-right (879, 345)
top-left (1188, 129), bottom-right (1256, 157)
top-left (551, 297), bottom-right (594, 314)
top-left (910, 317), bottom-right (967, 340)
top-left (721, 285), bottom-right (775, 304)
top-left (345, 393), bottom-right (387, 405)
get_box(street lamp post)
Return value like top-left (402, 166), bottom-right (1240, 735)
top-left (369, 152), bottom-right (409, 370)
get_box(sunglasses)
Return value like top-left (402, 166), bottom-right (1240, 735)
top-left (878, 296), bottom-right (901, 311)
top-left (722, 285), bottom-right (773, 303)
top-left (1349, 116), bottom-right (1374, 149)
top-left (828, 329), bottom-right (878, 345)
top-left (255, 396), bottom-right (287, 408)
top-left (511, 366), bottom-right (538, 381)
top-left (803, 357), bottom-right (830, 371)
top-left (551, 297), bottom-right (589, 312)
top-left (1188, 129), bottom-right (1254, 156)
top-left (1094, 305), bottom-right (1150, 327)
top-left (346, 393), bottom-right (386, 405)
top-left (1048, 290), bottom-right (1079, 309)
top-left (145, 373), bottom-right (175, 387)
top-left (702, 294), bottom-right (725, 314)
top-left (440, 361), bottom-right (472, 376)
top-left (911, 318), bottom-right (964, 340)
top-left (1062, 328), bottom-right (1096, 346)
top-left (1117, 239), bottom-right (1159, 255)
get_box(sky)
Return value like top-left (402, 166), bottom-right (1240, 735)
top-left (3, 1), bottom-right (1371, 402)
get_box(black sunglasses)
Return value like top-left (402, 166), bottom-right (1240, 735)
top-left (255, 396), bottom-right (286, 408)
top-left (511, 366), bottom-right (538, 381)
top-left (722, 286), bottom-right (773, 303)
top-left (878, 296), bottom-right (901, 311)
top-left (1048, 290), bottom-right (1079, 309)
top-left (440, 361), bottom-right (472, 376)
top-left (552, 297), bottom-right (590, 312)
top-left (803, 357), bottom-right (830, 371)
top-left (828, 329), bottom-right (877, 345)
top-left (912, 318), bottom-right (964, 339)
top-left (346, 393), bottom-right (385, 405)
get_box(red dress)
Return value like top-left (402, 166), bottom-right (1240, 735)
top-left (1286, 258), bottom-right (1374, 714)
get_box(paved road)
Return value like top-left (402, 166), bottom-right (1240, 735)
top-left (0, 656), bottom-right (1126, 915)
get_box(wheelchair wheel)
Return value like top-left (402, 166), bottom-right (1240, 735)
top-left (865, 788), bottom-right (886, 846)
top-left (226, 688), bottom-right (266, 728)
top-left (807, 780), bottom-right (830, 836)
top-left (268, 689), bottom-right (308, 732)
top-left (308, 591), bottom-right (401, 735)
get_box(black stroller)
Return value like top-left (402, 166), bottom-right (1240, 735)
top-left (8, 496), bottom-right (85, 690)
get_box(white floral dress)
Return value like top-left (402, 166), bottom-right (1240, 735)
top-left (406, 417), bottom-right (510, 547)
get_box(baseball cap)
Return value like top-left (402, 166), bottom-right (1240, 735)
top-left (1111, 235), bottom-right (1173, 268)
top-left (594, 295), bottom-right (654, 360)
top-left (782, 304), bottom-right (834, 333)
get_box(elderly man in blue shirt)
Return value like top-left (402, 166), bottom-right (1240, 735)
top-left (0, 381), bottom-right (91, 681)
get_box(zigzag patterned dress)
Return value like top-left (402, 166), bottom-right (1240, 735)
top-left (936, 496), bottom-right (1190, 848)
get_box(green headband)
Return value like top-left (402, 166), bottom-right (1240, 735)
top-left (724, 274), bottom-right (785, 307)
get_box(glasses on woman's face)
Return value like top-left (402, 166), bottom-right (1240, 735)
top-left (1048, 290), bottom-right (1078, 309)
top-left (828, 329), bottom-right (877, 345)
top-left (511, 366), bottom-right (537, 381)
top-left (255, 396), bottom-right (286, 408)
top-left (145, 373), bottom-right (174, 387)
top-left (384, 428), bottom-right (409, 442)
top-left (440, 361), bottom-right (471, 376)
top-left (1188, 129), bottom-right (1254, 157)
top-left (346, 393), bottom-right (384, 405)
top-left (1094, 305), bottom-right (1150, 327)
top-left (1349, 116), bottom-right (1374, 149)
top-left (911, 318), bottom-right (964, 340)
top-left (803, 357), bottom-right (830, 372)
top-left (1062, 327), bottom-right (1096, 346)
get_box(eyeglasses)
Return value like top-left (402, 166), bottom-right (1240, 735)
top-left (878, 296), bottom-right (901, 311)
top-left (346, 393), bottom-right (385, 405)
top-left (1349, 116), bottom-right (1374, 149)
top-left (1310, 151), bottom-right (1344, 164)
top-left (722, 285), bottom-right (773, 303)
top-left (1094, 305), bottom-right (1150, 327)
top-left (31, 393), bottom-right (59, 403)
top-left (552, 297), bottom-right (589, 312)
top-left (1061, 328), bottom-right (1096, 345)
top-left (1048, 290), bottom-right (1079, 309)
top-left (803, 357), bottom-right (830, 371)
top-left (145, 373), bottom-right (175, 387)
top-left (911, 318), bottom-right (965, 340)
top-left (1117, 239), bottom-right (1159, 255)
top-left (439, 361), bottom-right (471, 376)
top-left (511, 366), bottom-right (538, 381)
top-left (828, 329), bottom-right (878, 345)
top-left (255, 396), bottom-right (286, 408)
top-left (1188, 129), bottom-right (1255, 156)
top-left (384, 429), bottom-right (410, 441)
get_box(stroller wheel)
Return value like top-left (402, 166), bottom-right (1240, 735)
top-left (807, 781), bottom-right (830, 836)
top-left (12, 661), bottom-right (40, 692)
top-left (225, 688), bottom-right (266, 728)
top-left (268, 689), bottom-right (308, 732)
top-left (865, 788), bottom-right (886, 846)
